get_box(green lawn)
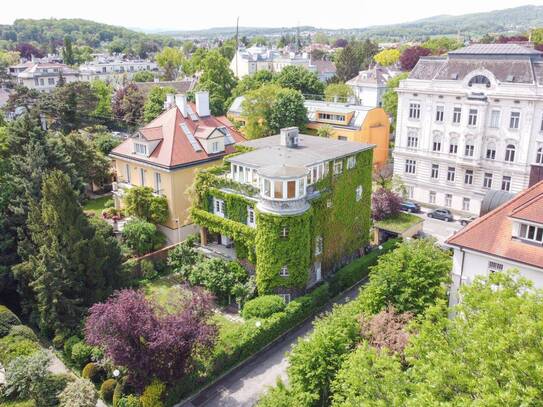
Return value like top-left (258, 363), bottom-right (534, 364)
top-left (144, 274), bottom-right (188, 310)
top-left (375, 212), bottom-right (423, 234)
top-left (83, 195), bottom-right (111, 216)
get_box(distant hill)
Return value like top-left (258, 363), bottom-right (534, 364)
top-left (160, 5), bottom-right (543, 41)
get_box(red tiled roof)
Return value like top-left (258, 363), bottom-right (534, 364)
top-left (446, 181), bottom-right (543, 269)
top-left (110, 103), bottom-right (245, 169)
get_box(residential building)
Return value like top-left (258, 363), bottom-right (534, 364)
top-left (191, 127), bottom-right (374, 300)
top-left (227, 97), bottom-right (389, 168)
top-left (134, 78), bottom-right (198, 98)
top-left (393, 44), bottom-right (543, 215)
top-left (346, 65), bottom-right (402, 108)
top-left (447, 180), bottom-right (543, 305)
top-left (109, 91), bottom-right (245, 243)
top-left (312, 59), bottom-right (337, 82)
top-left (305, 100), bottom-right (390, 167)
top-left (79, 56), bottom-right (158, 84)
top-left (13, 62), bottom-right (79, 92)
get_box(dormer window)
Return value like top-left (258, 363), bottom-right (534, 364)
top-left (468, 75), bottom-right (491, 88)
top-left (135, 143), bottom-right (148, 156)
top-left (518, 223), bottom-right (543, 244)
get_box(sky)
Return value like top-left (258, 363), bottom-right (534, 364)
top-left (2, 0), bottom-right (543, 31)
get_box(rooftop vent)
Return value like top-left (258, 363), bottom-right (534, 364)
top-left (280, 127), bottom-right (299, 148)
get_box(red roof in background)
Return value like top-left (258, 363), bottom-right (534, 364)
top-left (110, 103), bottom-right (245, 169)
top-left (446, 181), bottom-right (543, 269)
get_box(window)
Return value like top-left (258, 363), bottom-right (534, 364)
top-left (468, 109), bottom-right (478, 126)
top-left (505, 144), bottom-right (516, 162)
top-left (452, 107), bottom-right (461, 124)
top-left (48, 77), bottom-right (55, 85)
top-left (464, 169), bottom-right (473, 185)
top-left (486, 143), bottom-right (496, 160)
top-left (509, 111), bottom-right (520, 129)
top-left (447, 167), bottom-right (456, 182)
top-left (431, 164), bottom-right (439, 179)
top-left (211, 141), bottom-right (219, 152)
top-left (263, 179), bottom-right (271, 197)
top-left (464, 141), bottom-right (474, 157)
top-left (409, 103), bottom-right (421, 119)
top-left (139, 168), bottom-right (145, 186)
top-left (333, 160), bottom-right (343, 175)
top-left (338, 136), bottom-right (348, 141)
top-left (490, 110), bottom-right (500, 128)
top-left (356, 185), bottom-right (363, 201)
top-left (445, 194), bottom-right (452, 208)
top-left (468, 75), bottom-right (491, 87)
top-left (519, 223), bottom-right (543, 243)
top-left (327, 199), bottom-right (333, 208)
top-left (501, 176), bottom-right (511, 192)
top-left (318, 113), bottom-right (345, 122)
top-left (125, 164), bottom-right (131, 183)
top-left (536, 146), bottom-right (543, 164)
top-left (154, 172), bottom-right (161, 194)
top-left (483, 173), bottom-right (493, 189)
top-left (407, 133), bottom-right (418, 148)
top-left (280, 293), bottom-right (291, 303)
top-left (279, 266), bottom-right (289, 277)
top-left (247, 206), bottom-right (255, 227)
top-left (135, 143), bottom-right (148, 155)
top-left (406, 186), bottom-right (414, 199)
top-left (213, 198), bottom-right (225, 217)
top-left (488, 261), bottom-right (504, 273)
top-left (280, 227), bottom-right (289, 238)
top-left (287, 180), bottom-right (296, 199)
top-left (462, 197), bottom-right (470, 211)
top-left (405, 159), bottom-right (416, 174)
top-left (274, 180), bottom-right (283, 199)
top-left (435, 105), bottom-right (444, 122)
top-left (449, 138), bottom-right (458, 154)
top-left (432, 136), bottom-right (442, 152)
top-left (347, 156), bottom-right (356, 169)
top-left (315, 236), bottom-right (323, 256)
top-left (429, 191), bottom-right (436, 204)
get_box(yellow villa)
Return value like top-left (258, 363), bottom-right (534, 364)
top-left (110, 91), bottom-right (245, 243)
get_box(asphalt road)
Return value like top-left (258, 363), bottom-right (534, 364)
top-left (415, 208), bottom-right (463, 245)
top-left (177, 281), bottom-right (367, 407)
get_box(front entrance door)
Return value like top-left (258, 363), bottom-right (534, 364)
top-left (315, 262), bottom-right (322, 282)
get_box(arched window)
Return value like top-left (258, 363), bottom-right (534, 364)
top-left (536, 146), bottom-right (543, 164)
top-left (486, 142), bottom-right (496, 160)
top-left (432, 134), bottom-right (442, 152)
top-left (505, 144), bottom-right (516, 162)
top-left (468, 75), bottom-right (491, 88)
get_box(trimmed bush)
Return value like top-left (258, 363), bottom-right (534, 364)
top-left (32, 373), bottom-right (71, 407)
top-left (112, 380), bottom-right (124, 407)
top-left (63, 336), bottom-right (81, 360)
top-left (0, 305), bottom-right (21, 337)
top-left (8, 325), bottom-right (38, 342)
top-left (82, 362), bottom-right (104, 384)
top-left (100, 378), bottom-right (118, 403)
top-left (140, 379), bottom-right (165, 407)
top-left (118, 395), bottom-right (141, 407)
top-left (0, 335), bottom-right (41, 365)
top-left (70, 342), bottom-right (93, 367)
top-left (242, 295), bottom-right (286, 319)
top-left (52, 334), bottom-right (65, 349)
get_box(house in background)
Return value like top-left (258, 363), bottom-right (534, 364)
top-left (346, 65), bottom-right (402, 108)
top-left (312, 59), bottom-right (337, 82)
top-left (191, 127), bottom-right (375, 301)
top-left (447, 180), bottom-right (543, 305)
top-left (79, 55), bottom-right (158, 84)
top-left (13, 62), bottom-right (79, 92)
top-left (109, 91), bottom-right (245, 243)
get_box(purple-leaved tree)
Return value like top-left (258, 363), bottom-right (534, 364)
top-left (85, 288), bottom-right (217, 389)
top-left (372, 188), bottom-right (402, 221)
top-left (400, 46), bottom-right (432, 71)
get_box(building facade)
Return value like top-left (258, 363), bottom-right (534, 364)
top-left (346, 65), bottom-right (402, 108)
top-left (393, 44), bottom-right (543, 215)
top-left (14, 62), bottom-right (79, 92)
top-left (191, 128), bottom-right (374, 300)
top-left (446, 180), bottom-right (543, 305)
top-left (109, 91), bottom-right (245, 243)
top-left (79, 56), bottom-right (158, 83)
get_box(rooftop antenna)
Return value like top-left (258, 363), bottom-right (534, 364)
top-left (235, 16), bottom-right (239, 77)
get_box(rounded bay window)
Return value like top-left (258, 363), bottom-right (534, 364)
top-left (257, 165), bottom-right (310, 215)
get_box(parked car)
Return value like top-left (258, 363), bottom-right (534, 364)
top-left (459, 215), bottom-right (477, 226)
top-left (427, 208), bottom-right (454, 222)
top-left (401, 201), bottom-right (421, 213)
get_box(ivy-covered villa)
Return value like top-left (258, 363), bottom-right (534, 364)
top-left (191, 127), bottom-right (374, 300)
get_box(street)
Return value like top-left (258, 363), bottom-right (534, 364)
top-left (417, 209), bottom-right (463, 245)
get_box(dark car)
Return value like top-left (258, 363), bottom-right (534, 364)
top-left (401, 201), bottom-right (421, 213)
top-left (459, 215), bottom-right (477, 226)
top-left (427, 208), bottom-right (454, 222)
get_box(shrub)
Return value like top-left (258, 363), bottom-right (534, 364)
top-left (140, 379), bottom-right (166, 407)
top-left (122, 218), bottom-right (166, 256)
top-left (242, 295), bottom-right (286, 319)
top-left (59, 378), bottom-right (97, 407)
top-left (3, 351), bottom-right (50, 400)
top-left (32, 373), bottom-right (71, 407)
top-left (82, 362), bottom-right (104, 384)
top-left (0, 305), bottom-right (21, 337)
top-left (8, 325), bottom-right (38, 342)
top-left (123, 186), bottom-right (169, 224)
top-left (118, 395), bottom-right (142, 407)
top-left (52, 333), bottom-right (65, 349)
top-left (63, 335), bottom-right (81, 360)
top-left (140, 259), bottom-right (157, 280)
top-left (70, 342), bottom-right (94, 368)
top-left (372, 187), bottom-right (402, 221)
top-left (112, 380), bottom-right (125, 407)
top-left (100, 378), bottom-right (118, 403)
top-left (167, 239), bottom-right (201, 278)
top-left (0, 335), bottom-right (41, 365)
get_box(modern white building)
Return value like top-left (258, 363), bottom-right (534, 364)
top-left (346, 65), bottom-right (402, 107)
top-left (446, 180), bottom-right (543, 305)
top-left (14, 62), bottom-right (79, 92)
top-left (79, 56), bottom-right (158, 83)
top-left (393, 44), bottom-right (543, 215)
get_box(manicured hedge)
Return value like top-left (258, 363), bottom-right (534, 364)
top-left (241, 295), bottom-right (286, 319)
top-left (101, 378), bottom-right (118, 403)
top-left (0, 305), bottom-right (21, 337)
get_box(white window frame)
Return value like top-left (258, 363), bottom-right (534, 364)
top-left (315, 236), bottom-right (323, 256)
top-left (429, 191), bottom-right (436, 204)
top-left (355, 185), bottom-right (363, 201)
top-left (447, 167), bottom-right (456, 182)
top-left (279, 266), bottom-right (289, 277)
top-left (449, 139), bottom-right (458, 154)
top-left (125, 163), bottom-right (131, 184)
top-left (462, 197), bottom-right (470, 211)
top-left (519, 223), bottom-right (543, 243)
top-left (488, 261), bottom-right (504, 273)
top-left (464, 169), bottom-right (473, 185)
top-left (536, 145), bottom-right (543, 164)
top-left (486, 143), bottom-right (496, 160)
top-left (280, 293), bottom-right (291, 303)
top-left (445, 193), bottom-right (452, 208)
top-left (247, 206), bottom-right (256, 228)
top-left (407, 133), bottom-right (418, 148)
top-left (505, 144), bottom-right (516, 162)
top-left (280, 227), bottom-right (289, 238)
top-left (135, 142), bottom-right (148, 156)
top-left (483, 173), bottom-right (493, 189)
top-left (139, 168), bottom-right (145, 186)
top-left (501, 176), bottom-right (511, 192)
top-left (409, 102), bottom-right (421, 120)
top-left (509, 111), bottom-right (520, 130)
top-left (490, 110), bottom-right (500, 128)
top-left (468, 109), bottom-right (478, 127)
top-left (213, 198), bottom-right (225, 217)
top-left (405, 159), bottom-right (416, 175)
top-left (154, 172), bottom-right (161, 194)
top-left (431, 164), bottom-right (439, 179)
top-left (452, 106), bottom-right (461, 124)
top-left (333, 160), bottom-right (343, 175)
top-left (346, 156), bottom-right (356, 169)
top-left (435, 105), bottom-right (444, 122)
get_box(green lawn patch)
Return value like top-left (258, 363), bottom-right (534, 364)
top-left (144, 274), bottom-right (189, 311)
top-left (375, 212), bottom-right (422, 234)
top-left (83, 195), bottom-right (111, 216)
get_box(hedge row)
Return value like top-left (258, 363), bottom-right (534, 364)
top-left (165, 239), bottom-right (399, 405)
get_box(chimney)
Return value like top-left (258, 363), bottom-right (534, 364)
top-left (175, 94), bottom-right (188, 117)
top-left (164, 93), bottom-right (175, 110)
top-left (195, 91), bottom-right (210, 117)
top-left (280, 127), bottom-right (299, 148)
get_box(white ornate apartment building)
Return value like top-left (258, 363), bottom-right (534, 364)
top-left (393, 44), bottom-right (543, 215)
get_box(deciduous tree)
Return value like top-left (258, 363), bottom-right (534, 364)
top-left (324, 83), bottom-right (353, 102)
top-left (399, 46), bottom-right (431, 71)
top-left (371, 187), bottom-right (402, 221)
top-left (112, 83), bottom-right (144, 126)
top-left (155, 47), bottom-right (184, 81)
top-left (373, 48), bottom-right (401, 66)
top-left (274, 65), bottom-right (324, 97)
top-left (143, 86), bottom-right (176, 123)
